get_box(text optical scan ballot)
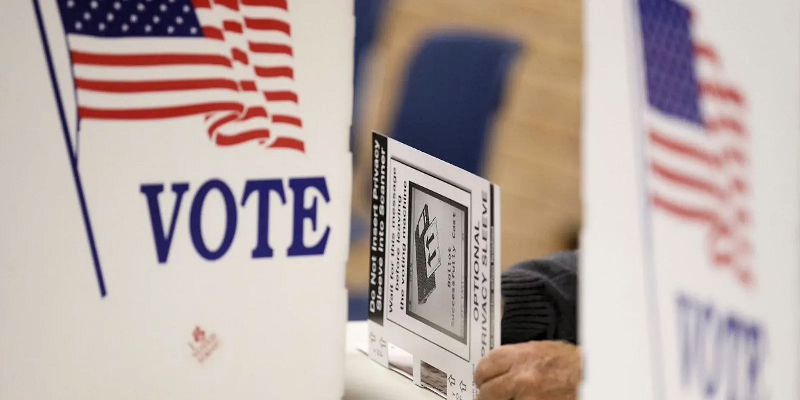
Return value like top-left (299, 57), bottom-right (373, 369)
top-left (366, 132), bottom-right (501, 399)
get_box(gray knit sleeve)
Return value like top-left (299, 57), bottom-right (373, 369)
top-left (501, 250), bottom-right (578, 345)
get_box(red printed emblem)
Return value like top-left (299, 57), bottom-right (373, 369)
top-left (189, 325), bottom-right (220, 363)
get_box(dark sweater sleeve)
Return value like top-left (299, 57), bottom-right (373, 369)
top-left (501, 250), bottom-right (578, 345)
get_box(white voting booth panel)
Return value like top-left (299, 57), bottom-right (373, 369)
top-left (0, 1), bottom-right (353, 399)
top-left (582, 0), bottom-right (800, 399)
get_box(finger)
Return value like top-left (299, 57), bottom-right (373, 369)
top-left (474, 345), bottom-right (520, 386)
top-left (476, 372), bottom-right (516, 400)
top-left (517, 389), bottom-right (577, 400)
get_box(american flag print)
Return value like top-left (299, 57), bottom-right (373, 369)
top-left (52, 0), bottom-right (304, 152)
top-left (638, 0), bottom-right (753, 286)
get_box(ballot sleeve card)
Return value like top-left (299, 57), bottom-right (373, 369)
top-left (366, 132), bottom-right (501, 400)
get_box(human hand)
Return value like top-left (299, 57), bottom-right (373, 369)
top-left (474, 341), bottom-right (581, 400)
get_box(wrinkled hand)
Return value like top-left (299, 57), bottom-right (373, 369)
top-left (474, 341), bottom-right (581, 400)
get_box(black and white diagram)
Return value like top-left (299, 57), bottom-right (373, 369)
top-left (407, 183), bottom-right (468, 342)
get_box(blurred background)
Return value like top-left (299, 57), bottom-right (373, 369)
top-left (346, 0), bottom-right (582, 320)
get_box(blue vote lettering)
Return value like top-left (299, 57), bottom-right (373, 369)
top-left (288, 177), bottom-right (331, 256)
top-left (241, 179), bottom-right (286, 259)
top-left (189, 179), bottom-right (237, 261)
top-left (141, 177), bottom-right (331, 263)
top-left (140, 183), bottom-right (189, 263)
top-left (675, 292), bottom-right (766, 400)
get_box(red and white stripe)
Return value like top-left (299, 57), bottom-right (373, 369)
top-left (647, 40), bottom-right (752, 286)
top-left (69, 35), bottom-right (243, 120)
top-left (68, 0), bottom-right (303, 151)
top-left (193, 0), bottom-right (303, 151)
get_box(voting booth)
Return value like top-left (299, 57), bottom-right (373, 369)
top-left (581, 0), bottom-right (800, 399)
top-left (0, 1), bottom-right (353, 398)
